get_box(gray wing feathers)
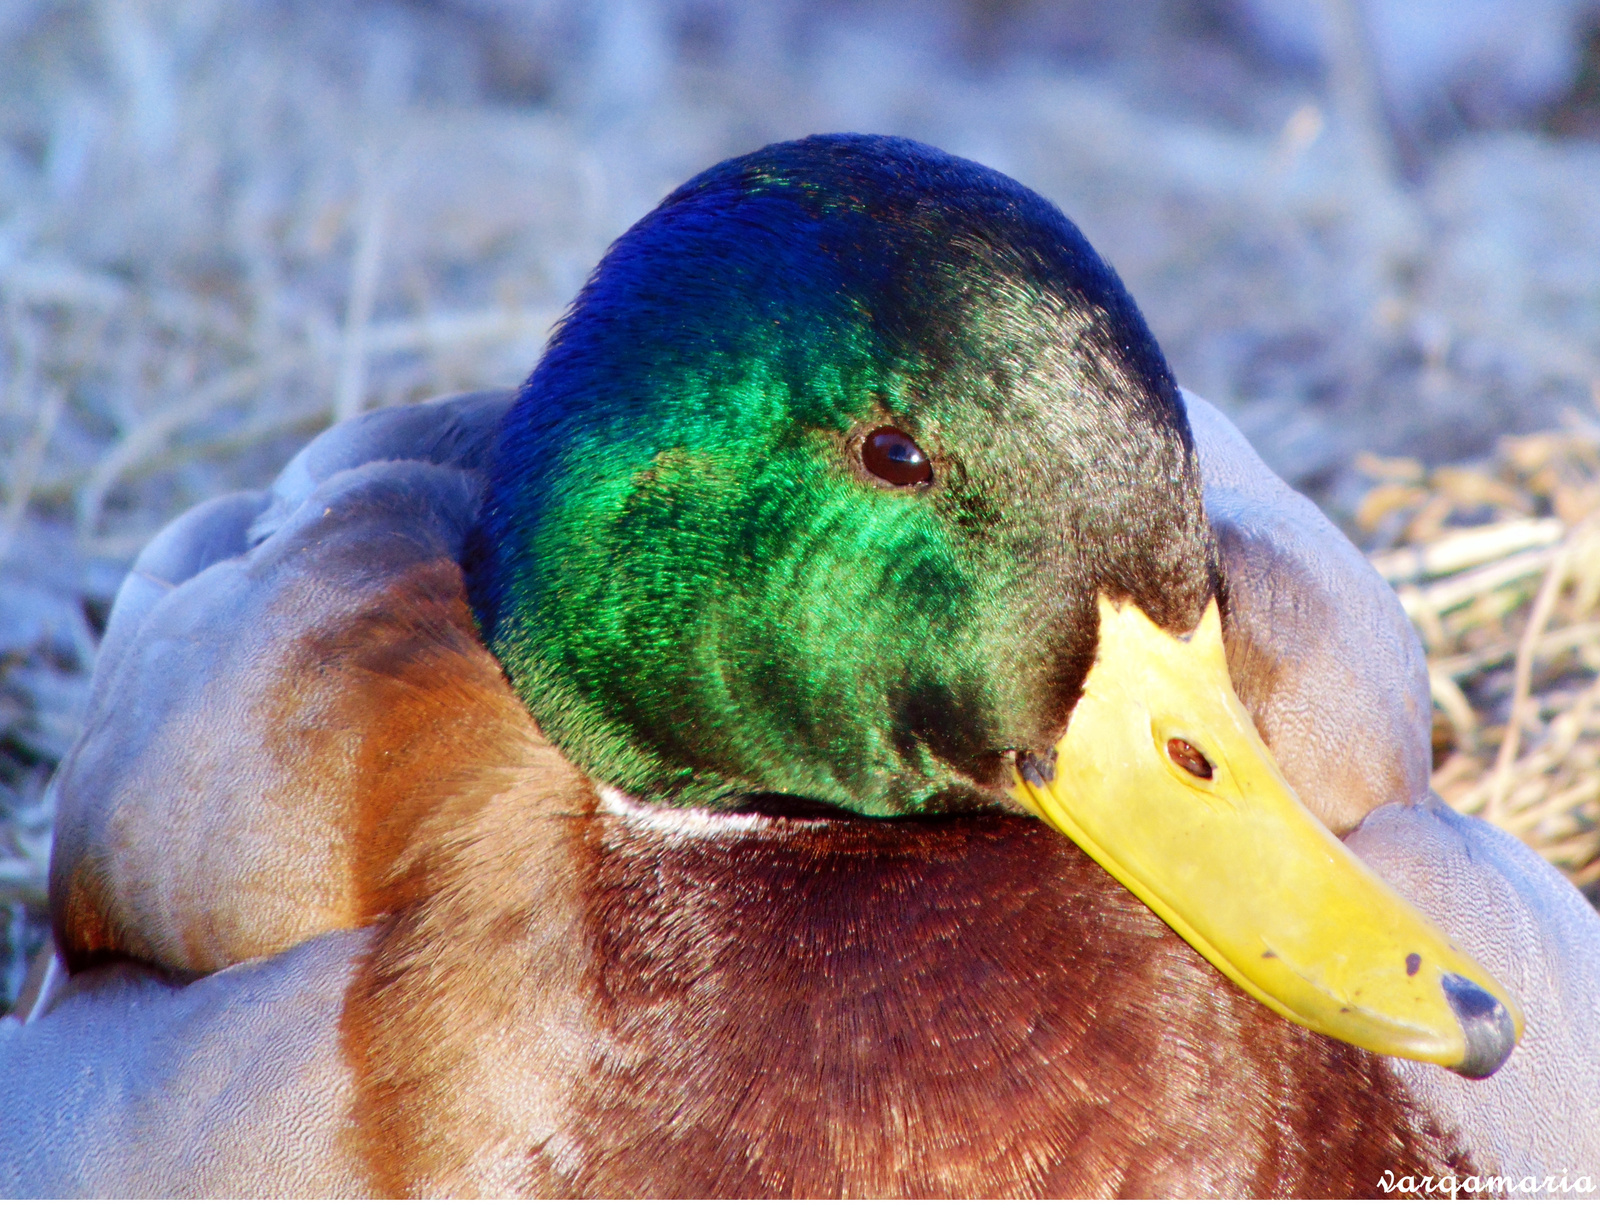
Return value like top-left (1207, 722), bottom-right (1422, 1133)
top-left (0, 930), bottom-right (374, 1197)
top-left (89, 489), bottom-right (271, 702)
top-left (87, 388), bottom-right (512, 709)
top-left (49, 392), bottom-right (510, 975)
top-left (250, 388), bottom-right (512, 543)
top-left (1185, 389), bottom-right (1433, 831)
top-left (9, 392), bottom-right (512, 1196)
top-left (1350, 801), bottom-right (1600, 1184)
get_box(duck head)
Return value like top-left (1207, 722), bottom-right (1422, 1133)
top-left (472, 134), bottom-right (1519, 1077)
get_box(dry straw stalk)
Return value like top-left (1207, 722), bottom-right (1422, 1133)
top-left (1359, 422), bottom-right (1600, 895)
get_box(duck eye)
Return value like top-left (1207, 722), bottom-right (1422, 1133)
top-left (861, 427), bottom-right (933, 487)
top-left (1167, 738), bottom-right (1214, 780)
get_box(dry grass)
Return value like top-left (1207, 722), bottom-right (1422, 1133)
top-left (3, 0), bottom-right (1600, 1007)
top-left (1359, 419), bottom-right (1600, 894)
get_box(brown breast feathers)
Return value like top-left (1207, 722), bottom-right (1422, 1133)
top-left (344, 782), bottom-right (1477, 1197)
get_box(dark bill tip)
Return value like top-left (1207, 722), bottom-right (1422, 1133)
top-left (1441, 972), bottom-right (1517, 1079)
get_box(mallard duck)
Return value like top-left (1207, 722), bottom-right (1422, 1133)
top-left (3, 134), bottom-right (1598, 1197)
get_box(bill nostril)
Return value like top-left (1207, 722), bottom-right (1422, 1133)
top-left (1441, 972), bottom-right (1516, 1079)
top-left (1166, 737), bottom-right (1213, 780)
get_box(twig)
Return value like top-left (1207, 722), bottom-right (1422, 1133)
top-left (1370, 517), bottom-right (1565, 582)
top-left (75, 351), bottom-right (306, 540)
top-left (1432, 620), bottom-right (1600, 681)
top-left (1517, 774), bottom-right (1600, 833)
top-left (334, 172), bottom-right (389, 423)
top-left (1396, 546), bottom-right (1557, 619)
top-left (1485, 542), bottom-right (1570, 822)
top-left (1429, 670), bottom-right (1479, 755)
top-left (0, 387), bottom-right (63, 563)
top-left (1321, 0), bottom-right (1398, 184)
top-left (0, 858), bottom-right (47, 906)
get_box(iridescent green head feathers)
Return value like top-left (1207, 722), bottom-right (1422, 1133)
top-left (472, 134), bottom-right (1217, 816)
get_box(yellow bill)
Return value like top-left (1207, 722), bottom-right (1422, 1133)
top-left (1011, 594), bottom-right (1521, 1078)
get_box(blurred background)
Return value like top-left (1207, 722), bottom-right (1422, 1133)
top-left (3, 0), bottom-right (1600, 1007)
